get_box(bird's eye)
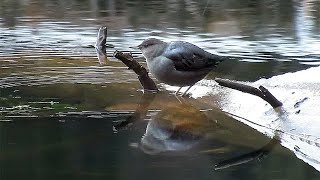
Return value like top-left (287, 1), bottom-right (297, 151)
top-left (144, 43), bottom-right (154, 47)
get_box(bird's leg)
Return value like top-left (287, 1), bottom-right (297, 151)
top-left (175, 87), bottom-right (182, 95)
top-left (181, 86), bottom-right (193, 96)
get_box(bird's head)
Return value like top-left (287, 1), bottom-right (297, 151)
top-left (137, 38), bottom-right (167, 59)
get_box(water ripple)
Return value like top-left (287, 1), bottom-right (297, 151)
top-left (0, 62), bottom-right (138, 88)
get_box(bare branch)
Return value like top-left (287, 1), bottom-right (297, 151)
top-left (215, 78), bottom-right (282, 108)
top-left (113, 51), bottom-right (158, 92)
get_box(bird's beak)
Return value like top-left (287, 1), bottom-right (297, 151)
top-left (129, 44), bottom-right (142, 50)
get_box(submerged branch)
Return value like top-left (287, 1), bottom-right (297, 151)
top-left (215, 78), bottom-right (283, 108)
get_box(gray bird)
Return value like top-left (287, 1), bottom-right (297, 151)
top-left (137, 38), bottom-right (226, 96)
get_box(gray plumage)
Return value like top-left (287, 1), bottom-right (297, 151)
top-left (137, 38), bottom-right (226, 95)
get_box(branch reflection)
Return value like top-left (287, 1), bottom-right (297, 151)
top-left (139, 96), bottom-right (217, 154)
top-left (214, 138), bottom-right (280, 170)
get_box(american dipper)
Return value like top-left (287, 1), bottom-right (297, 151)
top-left (137, 38), bottom-right (226, 96)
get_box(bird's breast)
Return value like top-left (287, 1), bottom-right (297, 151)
top-left (147, 56), bottom-right (175, 81)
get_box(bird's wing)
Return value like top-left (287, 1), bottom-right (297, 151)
top-left (163, 41), bottom-right (224, 71)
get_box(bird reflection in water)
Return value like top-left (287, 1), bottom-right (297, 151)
top-left (113, 93), bottom-right (280, 169)
top-left (114, 93), bottom-right (223, 154)
top-left (140, 99), bottom-right (217, 154)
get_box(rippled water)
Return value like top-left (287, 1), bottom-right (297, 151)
top-left (0, 0), bottom-right (320, 179)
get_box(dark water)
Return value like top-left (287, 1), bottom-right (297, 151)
top-left (0, 0), bottom-right (320, 179)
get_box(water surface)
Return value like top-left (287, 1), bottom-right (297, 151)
top-left (0, 0), bottom-right (320, 179)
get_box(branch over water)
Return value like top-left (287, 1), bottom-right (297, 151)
top-left (113, 51), bottom-right (159, 92)
top-left (215, 78), bottom-right (283, 108)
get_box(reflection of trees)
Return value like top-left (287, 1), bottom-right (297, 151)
top-left (1, 0), bottom-right (319, 46)
top-left (1, 0), bottom-right (319, 36)
top-left (0, 0), bottom-right (20, 27)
